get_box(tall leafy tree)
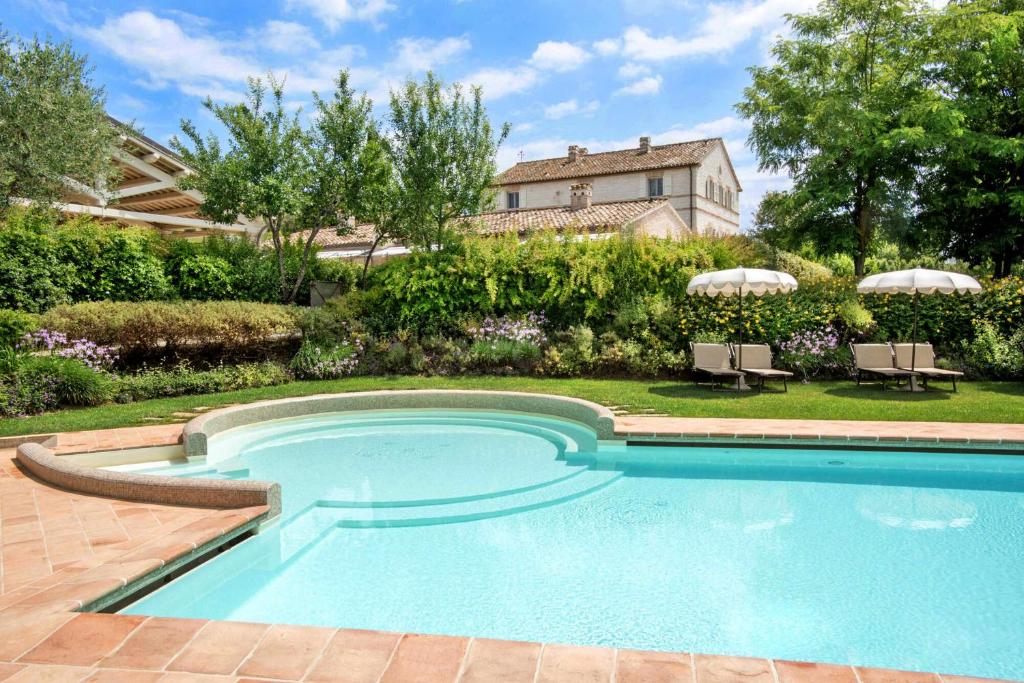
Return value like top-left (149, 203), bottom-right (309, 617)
top-left (737, 0), bottom-right (957, 275)
top-left (174, 72), bottom-right (383, 303)
top-left (915, 0), bottom-right (1024, 277)
top-left (387, 72), bottom-right (510, 251)
top-left (0, 30), bottom-right (121, 209)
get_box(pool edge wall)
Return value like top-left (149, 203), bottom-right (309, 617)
top-left (183, 390), bottom-right (618, 458)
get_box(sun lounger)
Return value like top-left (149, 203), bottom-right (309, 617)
top-left (850, 343), bottom-right (920, 390)
top-left (691, 343), bottom-right (746, 391)
top-left (730, 344), bottom-right (793, 392)
top-left (892, 343), bottom-right (964, 392)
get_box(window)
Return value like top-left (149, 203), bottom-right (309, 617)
top-left (717, 184), bottom-right (724, 204)
top-left (725, 188), bottom-right (731, 208)
top-left (706, 178), bottom-right (714, 199)
top-left (506, 191), bottom-right (520, 209)
top-left (647, 177), bottom-right (664, 197)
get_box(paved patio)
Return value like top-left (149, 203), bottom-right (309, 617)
top-left (0, 420), bottom-right (1018, 682)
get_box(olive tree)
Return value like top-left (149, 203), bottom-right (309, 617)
top-left (0, 30), bottom-right (121, 210)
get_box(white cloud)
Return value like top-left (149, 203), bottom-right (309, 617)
top-left (615, 74), bottom-right (662, 96)
top-left (617, 62), bottom-right (651, 79)
top-left (618, 0), bottom-right (816, 61)
top-left (464, 66), bottom-right (541, 100)
top-left (81, 11), bottom-right (260, 90)
top-left (543, 98), bottom-right (599, 120)
top-left (251, 20), bottom-right (320, 54)
top-left (529, 41), bottom-right (591, 72)
top-left (392, 36), bottom-right (472, 73)
top-left (285, 0), bottom-right (396, 31)
top-left (593, 38), bottom-right (621, 56)
top-left (513, 122), bottom-right (535, 133)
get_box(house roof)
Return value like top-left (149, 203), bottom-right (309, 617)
top-left (298, 199), bottom-right (681, 251)
top-left (461, 199), bottom-right (678, 235)
top-left (294, 222), bottom-right (378, 249)
top-left (495, 138), bottom-right (721, 185)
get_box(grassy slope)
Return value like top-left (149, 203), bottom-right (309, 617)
top-left (2, 376), bottom-right (1023, 437)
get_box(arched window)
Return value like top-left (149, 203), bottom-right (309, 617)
top-left (717, 184), bottom-right (724, 204)
top-left (725, 188), bottom-right (731, 209)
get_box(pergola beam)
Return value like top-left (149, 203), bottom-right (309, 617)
top-left (56, 201), bottom-right (252, 234)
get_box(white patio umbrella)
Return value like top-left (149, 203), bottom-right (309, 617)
top-left (686, 267), bottom-right (799, 377)
top-left (857, 267), bottom-right (983, 375)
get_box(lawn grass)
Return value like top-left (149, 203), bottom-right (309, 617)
top-left (2, 376), bottom-right (1023, 437)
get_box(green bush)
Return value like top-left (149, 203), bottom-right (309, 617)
top-left (0, 209), bottom-right (77, 312)
top-left (959, 322), bottom-right (1024, 379)
top-left (468, 339), bottom-right (541, 372)
top-left (40, 301), bottom-right (303, 354)
top-left (368, 232), bottom-right (733, 334)
top-left (0, 209), bottom-right (174, 312)
top-left (113, 362), bottom-right (290, 402)
top-left (0, 309), bottom-right (38, 348)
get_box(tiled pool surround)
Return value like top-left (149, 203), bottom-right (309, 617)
top-left (2, 390), bottom-right (1024, 682)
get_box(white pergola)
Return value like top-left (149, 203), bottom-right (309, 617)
top-left (56, 119), bottom-right (260, 239)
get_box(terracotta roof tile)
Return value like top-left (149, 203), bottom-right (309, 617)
top-left (460, 199), bottom-right (676, 235)
top-left (495, 138), bottom-right (720, 185)
top-left (294, 200), bottom-right (679, 251)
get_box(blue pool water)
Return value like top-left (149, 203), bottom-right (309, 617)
top-left (121, 410), bottom-right (1024, 680)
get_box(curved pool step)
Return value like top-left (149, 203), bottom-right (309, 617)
top-left (329, 468), bottom-right (621, 528)
top-left (267, 468), bottom-right (620, 562)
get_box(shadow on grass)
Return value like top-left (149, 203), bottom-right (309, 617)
top-left (822, 386), bottom-right (952, 401)
top-left (647, 383), bottom-right (764, 400)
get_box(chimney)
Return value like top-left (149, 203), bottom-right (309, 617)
top-left (568, 145), bottom-right (579, 162)
top-left (570, 182), bottom-right (592, 211)
top-left (639, 136), bottom-right (650, 153)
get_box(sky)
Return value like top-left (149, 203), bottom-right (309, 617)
top-left (4, 0), bottom-right (818, 229)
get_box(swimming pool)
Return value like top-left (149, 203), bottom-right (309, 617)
top-left (122, 409), bottom-right (1024, 680)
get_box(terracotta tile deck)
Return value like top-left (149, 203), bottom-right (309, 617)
top-left (1, 421), bottom-right (1021, 682)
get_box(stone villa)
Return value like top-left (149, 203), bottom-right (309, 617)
top-left (494, 136), bottom-right (741, 235)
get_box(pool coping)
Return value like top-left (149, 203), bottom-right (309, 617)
top-left (3, 391), bottom-right (1024, 681)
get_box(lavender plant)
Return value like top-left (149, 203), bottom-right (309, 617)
top-left (20, 330), bottom-right (117, 371)
top-left (776, 325), bottom-right (849, 381)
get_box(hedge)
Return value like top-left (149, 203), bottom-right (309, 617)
top-left (40, 301), bottom-right (303, 353)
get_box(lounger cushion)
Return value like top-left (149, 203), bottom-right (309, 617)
top-left (743, 368), bottom-right (794, 378)
top-left (695, 366), bottom-right (744, 377)
top-left (892, 343), bottom-right (936, 369)
top-left (903, 367), bottom-right (964, 378)
top-left (731, 344), bottom-right (773, 370)
top-left (692, 343), bottom-right (731, 370)
top-left (852, 344), bottom-right (896, 370)
top-left (861, 367), bottom-right (918, 377)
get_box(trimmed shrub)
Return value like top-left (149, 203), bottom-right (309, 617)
top-left (113, 362), bottom-right (290, 402)
top-left (40, 301), bottom-right (303, 354)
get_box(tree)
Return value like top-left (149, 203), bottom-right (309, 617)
top-left (387, 72), bottom-right (510, 251)
top-left (737, 0), bottom-right (957, 275)
top-left (915, 0), bottom-right (1024, 277)
top-left (0, 30), bottom-right (121, 209)
top-left (173, 71), bottom-right (383, 303)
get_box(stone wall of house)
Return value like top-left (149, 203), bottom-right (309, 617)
top-left (496, 145), bottom-right (741, 236)
top-left (692, 142), bottom-right (741, 235)
top-left (629, 204), bottom-right (690, 239)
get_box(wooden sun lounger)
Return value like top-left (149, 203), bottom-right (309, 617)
top-left (730, 344), bottom-right (793, 392)
top-left (690, 343), bottom-right (745, 391)
top-left (850, 343), bottom-right (919, 390)
top-left (892, 343), bottom-right (964, 392)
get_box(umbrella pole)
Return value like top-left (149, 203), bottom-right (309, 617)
top-left (911, 291), bottom-right (919, 372)
top-left (738, 288), bottom-right (744, 371)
